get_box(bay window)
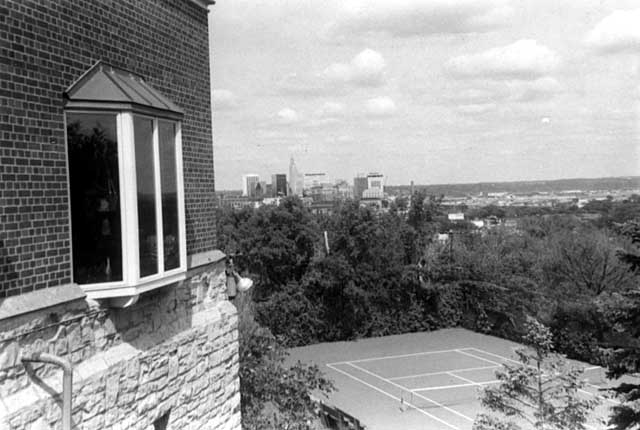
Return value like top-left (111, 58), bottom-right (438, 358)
top-left (64, 62), bottom-right (187, 303)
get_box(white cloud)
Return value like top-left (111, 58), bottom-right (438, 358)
top-left (541, 117), bottom-right (551, 124)
top-left (456, 103), bottom-right (496, 115)
top-left (316, 101), bottom-right (346, 118)
top-left (322, 49), bottom-right (386, 86)
top-left (212, 89), bottom-right (237, 110)
top-left (365, 97), bottom-right (397, 117)
top-left (330, 0), bottom-right (513, 38)
top-left (446, 39), bottom-right (560, 80)
top-left (510, 77), bottom-right (563, 102)
top-left (276, 108), bottom-right (300, 124)
top-left (277, 73), bottom-right (328, 96)
top-left (585, 9), bottom-right (640, 54)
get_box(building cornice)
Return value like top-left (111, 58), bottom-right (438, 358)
top-left (190, 0), bottom-right (215, 11)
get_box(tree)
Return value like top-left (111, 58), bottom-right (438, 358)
top-left (474, 318), bottom-right (599, 430)
top-left (237, 294), bottom-right (334, 429)
top-left (542, 228), bottom-right (636, 297)
top-left (216, 197), bottom-right (320, 296)
top-left (598, 220), bottom-right (640, 430)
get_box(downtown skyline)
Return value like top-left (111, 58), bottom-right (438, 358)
top-left (209, 0), bottom-right (640, 190)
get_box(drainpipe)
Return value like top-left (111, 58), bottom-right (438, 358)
top-left (21, 352), bottom-right (73, 430)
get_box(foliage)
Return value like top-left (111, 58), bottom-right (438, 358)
top-left (474, 319), bottom-right (600, 430)
top-left (254, 282), bottom-right (324, 347)
top-left (217, 198), bottom-right (640, 368)
top-left (237, 293), bottom-right (334, 429)
top-left (217, 197), bottom-right (320, 296)
top-left (597, 283), bottom-right (640, 428)
top-left (547, 301), bottom-right (608, 364)
top-left (541, 227), bottom-right (635, 297)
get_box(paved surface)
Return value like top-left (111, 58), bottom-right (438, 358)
top-left (288, 328), bottom-right (617, 430)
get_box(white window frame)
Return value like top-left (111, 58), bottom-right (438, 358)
top-left (65, 109), bottom-right (187, 302)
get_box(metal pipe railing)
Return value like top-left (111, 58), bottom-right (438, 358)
top-left (22, 352), bottom-right (73, 430)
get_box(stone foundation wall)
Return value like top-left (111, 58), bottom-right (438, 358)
top-left (0, 260), bottom-right (241, 430)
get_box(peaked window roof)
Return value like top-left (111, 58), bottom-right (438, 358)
top-left (64, 61), bottom-right (184, 117)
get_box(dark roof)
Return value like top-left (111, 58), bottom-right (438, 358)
top-left (64, 61), bottom-right (184, 116)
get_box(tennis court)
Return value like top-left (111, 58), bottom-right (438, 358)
top-left (288, 328), bottom-right (620, 430)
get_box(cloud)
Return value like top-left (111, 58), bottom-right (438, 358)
top-left (316, 101), bottom-right (347, 118)
top-left (585, 9), bottom-right (640, 54)
top-left (212, 89), bottom-right (237, 110)
top-left (446, 39), bottom-right (560, 80)
top-left (257, 130), bottom-right (309, 141)
top-left (276, 108), bottom-right (300, 124)
top-left (365, 97), bottom-right (397, 117)
top-left (510, 77), bottom-right (563, 102)
top-left (322, 49), bottom-right (386, 86)
top-left (277, 73), bottom-right (329, 96)
top-left (456, 103), bottom-right (497, 115)
top-left (329, 0), bottom-right (512, 38)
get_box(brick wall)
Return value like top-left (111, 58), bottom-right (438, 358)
top-left (0, 0), bottom-right (217, 297)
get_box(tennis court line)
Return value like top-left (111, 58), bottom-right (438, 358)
top-left (327, 348), bottom-right (469, 366)
top-left (412, 380), bottom-right (499, 392)
top-left (456, 349), bottom-right (503, 367)
top-left (447, 371), bottom-right (499, 388)
top-left (389, 364), bottom-right (499, 381)
top-left (326, 363), bottom-right (461, 430)
top-left (347, 362), bottom-right (475, 423)
top-left (468, 348), bottom-right (620, 406)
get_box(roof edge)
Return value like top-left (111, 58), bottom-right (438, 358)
top-left (190, 0), bottom-right (215, 10)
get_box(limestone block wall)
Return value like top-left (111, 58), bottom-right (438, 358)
top-left (0, 261), bottom-right (241, 430)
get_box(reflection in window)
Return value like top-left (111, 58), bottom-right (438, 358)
top-left (67, 113), bottom-right (122, 284)
top-left (159, 121), bottom-right (180, 270)
top-left (134, 116), bottom-right (158, 277)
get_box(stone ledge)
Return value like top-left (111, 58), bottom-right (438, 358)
top-left (187, 250), bottom-right (226, 271)
top-left (0, 284), bottom-right (86, 323)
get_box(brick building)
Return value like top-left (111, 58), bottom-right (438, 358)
top-left (0, 1), bottom-right (240, 429)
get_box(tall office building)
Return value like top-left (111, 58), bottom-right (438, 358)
top-left (272, 174), bottom-right (287, 197)
top-left (289, 157), bottom-right (302, 196)
top-left (353, 174), bottom-right (368, 200)
top-left (242, 174), bottom-right (260, 198)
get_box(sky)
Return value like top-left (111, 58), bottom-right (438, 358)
top-left (208, 0), bottom-right (640, 190)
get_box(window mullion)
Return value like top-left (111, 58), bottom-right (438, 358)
top-left (175, 122), bottom-right (187, 270)
top-left (121, 111), bottom-right (140, 283)
top-left (152, 118), bottom-right (165, 274)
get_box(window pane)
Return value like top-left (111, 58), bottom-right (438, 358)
top-left (66, 113), bottom-right (122, 284)
top-left (134, 116), bottom-right (158, 277)
top-left (159, 121), bottom-right (180, 270)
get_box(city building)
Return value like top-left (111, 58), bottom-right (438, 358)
top-left (242, 173), bottom-right (260, 197)
top-left (334, 180), bottom-right (354, 200)
top-left (255, 181), bottom-right (266, 199)
top-left (367, 172), bottom-right (385, 194)
top-left (353, 174), bottom-right (369, 200)
top-left (304, 173), bottom-right (327, 191)
top-left (360, 188), bottom-right (384, 209)
top-left (448, 213), bottom-right (465, 222)
top-left (0, 2), bottom-right (240, 429)
top-left (272, 174), bottom-right (288, 197)
top-left (289, 157), bottom-right (303, 196)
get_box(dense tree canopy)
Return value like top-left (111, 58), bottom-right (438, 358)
top-left (217, 196), bottom-right (640, 428)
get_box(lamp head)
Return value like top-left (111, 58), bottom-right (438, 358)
top-left (237, 276), bottom-right (254, 292)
